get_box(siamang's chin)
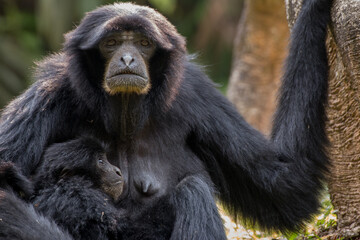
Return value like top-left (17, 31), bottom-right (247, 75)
top-left (101, 180), bottom-right (124, 202)
top-left (104, 75), bottom-right (150, 95)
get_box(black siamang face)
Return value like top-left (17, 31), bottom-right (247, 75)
top-left (43, 139), bottom-right (125, 202)
top-left (95, 153), bottom-right (124, 202)
top-left (99, 31), bottom-right (156, 95)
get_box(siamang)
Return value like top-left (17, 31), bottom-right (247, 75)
top-left (0, 0), bottom-right (333, 237)
top-left (0, 162), bottom-right (33, 200)
top-left (32, 137), bottom-right (174, 240)
top-left (0, 162), bottom-right (73, 240)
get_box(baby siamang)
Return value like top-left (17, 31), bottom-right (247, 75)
top-left (0, 0), bottom-right (333, 237)
top-left (32, 137), bottom-right (174, 240)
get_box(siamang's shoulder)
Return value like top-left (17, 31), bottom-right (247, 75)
top-left (175, 58), bottom-right (232, 110)
top-left (12, 52), bottom-right (72, 102)
top-left (175, 60), bottom-right (218, 103)
top-left (165, 58), bottom-right (234, 126)
top-left (0, 53), bottom-right (74, 123)
top-left (182, 59), bottom-right (217, 92)
top-left (34, 53), bottom-right (71, 91)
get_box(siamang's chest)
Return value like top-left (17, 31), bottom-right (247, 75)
top-left (107, 122), bottom-right (206, 205)
top-left (80, 100), bottom-right (207, 204)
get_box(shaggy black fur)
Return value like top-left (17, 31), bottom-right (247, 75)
top-left (32, 137), bottom-right (174, 240)
top-left (0, 162), bottom-right (33, 200)
top-left (0, 162), bottom-right (73, 240)
top-left (0, 0), bottom-right (333, 237)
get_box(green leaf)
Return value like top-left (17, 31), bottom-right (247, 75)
top-left (149, 0), bottom-right (177, 15)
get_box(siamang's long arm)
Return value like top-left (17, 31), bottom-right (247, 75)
top-left (0, 161), bottom-right (72, 240)
top-left (0, 162), bottom-right (33, 198)
top-left (0, 190), bottom-right (74, 240)
top-left (188, 0), bottom-right (332, 232)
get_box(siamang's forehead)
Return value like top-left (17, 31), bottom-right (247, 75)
top-left (81, 13), bottom-right (171, 49)
top-left (67, 2), bottom-right (185, 52)
top-left (102, 31), bottom-right (148, 40)
top-left (104, 15), bottom-right (160, 36)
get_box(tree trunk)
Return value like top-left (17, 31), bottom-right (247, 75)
top-left (227, 0), bottom-right (288, 135)
top-left (286, 0), bottom-right (360, 238)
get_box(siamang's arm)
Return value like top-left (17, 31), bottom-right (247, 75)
top-left (169, 175), bottom-right (226, 240)
top-left (0, 55), bottom-right (76, 176)
top-left (33, 177), bottom-right (120, 240)
top-left (188, 0), bottom-right (332, 232)
top-left (0, 190), bottom-right (73, 240)
top-left (188, 91), bottom-right (293, 231)
top-left (0, 162), bottom-right (33, 199)
top-left (119, 176), bottom-right (225, 240)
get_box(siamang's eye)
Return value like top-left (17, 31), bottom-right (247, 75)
top-left (98, 159), bottom-right (104, 164)
top-left (106, 39), bottom-right (117, 46)
top-left (140, 39), bottom-right (150, 47)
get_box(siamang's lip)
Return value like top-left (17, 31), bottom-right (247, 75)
top-left (109, 72), bottom-right (145, 79)
top-left (112, 180), bottom-right (123, 185)
top-left (103, 180), bottom-right (123, 186)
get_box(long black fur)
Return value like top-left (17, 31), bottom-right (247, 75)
top-left (0, 191), bottom-right (73, 240)
top-left (169, 176), bottom-right (226, 240)
top-left (0, 0), bottom-right (333, 236)
top-left (0, 162), bottom-right (33, 200)
top-left (0, 163), bottom-right (73, 240)
top-left (32, 137), bottom-right (174, 240)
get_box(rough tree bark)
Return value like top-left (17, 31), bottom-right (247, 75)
top-left (227, 0), bottom-right (289, 134)
top-left (286, 0), bottom-right (360, 238)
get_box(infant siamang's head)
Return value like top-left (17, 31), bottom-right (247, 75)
top-left (37, 137), bottom-right (124, 201)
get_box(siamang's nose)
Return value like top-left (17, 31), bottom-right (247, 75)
top-left (114, 166), bottom-right (122, 177)
top-left (134, 179), bottom-right (160, 197)
top-left (121, 54), bottom-right (134, 67)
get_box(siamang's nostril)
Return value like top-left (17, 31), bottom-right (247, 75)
top-left (121, 55), bottom-right (134, 67)
top-left (114, 167), bottom-right (122, 177)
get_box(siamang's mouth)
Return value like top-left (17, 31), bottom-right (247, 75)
top-left (104, 70), bottom-right (151, 95)
top-left (102, 179), bottom-right (123, 185)
top-left (109, 70), bottom-right (146, 80)
top-left (112, 180), bottom-right (123, 185)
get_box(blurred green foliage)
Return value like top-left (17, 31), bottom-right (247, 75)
top-left (149, 0), bottom-right (176, 14)
top-left (0, 1), bottom-right (41, 105)
top-left (0, 0), bottom-right (242, 108)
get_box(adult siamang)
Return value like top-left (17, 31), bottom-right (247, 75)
top-left (32, 137), bottom-right (174, 240)
top-left (0, 162), bottom-right (73, 240)
top-left (0, 0), bottom-right (333, 238)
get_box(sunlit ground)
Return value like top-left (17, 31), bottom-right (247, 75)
top-left (219, 194), bottom-right (337, 240)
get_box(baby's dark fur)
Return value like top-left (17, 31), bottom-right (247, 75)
top-left (32, 137), bottom-right (174, 240)
top-left (0, 162), bottom-right (73, 240)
